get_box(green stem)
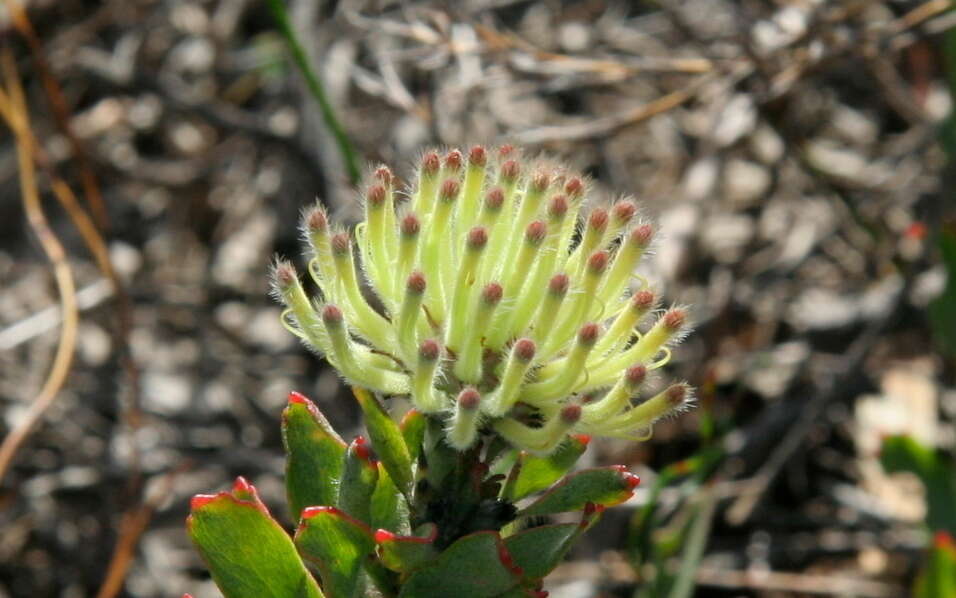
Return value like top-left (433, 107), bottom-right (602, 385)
top-left (265, 0), bottom-right (360, 184)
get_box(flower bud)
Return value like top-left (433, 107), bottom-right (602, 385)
top-left (411, 337), bottom-right (444, 412)
top-left (498, 144), bottom-right (515, 160)
top-left (625, 365), bottom-right (647, 389)
top-left (560, 404), bottom-right (582, 425)
top-left (468, 145), bottom-right (487, 167)
top-left (578, 322), bottom-right (600, 346)
top-left (612, 200), bottom-right (637, 226)
top-left (373, 166), bottom-right (392, 186)
top-left (444, 149), bottom-right (463, 173)
top-left (448, 387), bottom-right (482, 449)
top-left (513, 338), bottom-right (536, 363)
top-left (481, 282), bottom-right (504, 305)
top-left (663, 308), bottom-right (686, 332)
top-left (273, 260), bottom-right (297, 290)
top-left (482, 337), bottom-right (536, 417)
top-left (587, 250), bottom-right (609, 275)
top-left (494, 401), bottom-right (583, 454)
top-left (588, 208), bottom-right (609, 233)
top-left (400, 213), bottom-right (420, 237)
top-left (406, 271), bottom-right (426, 295)
top-left (500, 160), bottom-right (520, 183)
top-left (304, 206), bottom-right (328, 232)
top-left (467, 226), bottom-right (488, 251)
top-left (439, 179), bottom-right (460, 202)
top-left (457, 387), bottom-right (481, 410)
top-left (632, 289), bottom-right (655, 312)
top-left (422, 152), bottom-right (441, 178)
top-left (367, 184), bottom-right (386, 208)
top-left (419, 338), bottom-right (441, 361)
top-left (665, 383), bottom-right (689, 407)
top-left (629, 224), bottom-right (653, 248)
top-left (594, 382), bottom-right (690, 438)
top-left (302, 205), bottom-right (336, 290)
top-left (564, 177), bottom-right (584, 198)
top-left (331, 232), bottom-right (350, 256)
top-left (322, 304), bottom-right (343, 326)
top-left (528, 273), bottom-right (571, 348)
top-left (531, 171), bottom-right (550, 193)
top-left (485, 188), bottom-right (505, 211)
top-left (547, 195), bottom-right (568, 221)
top-left (524, 220), bottom-right (547, 246)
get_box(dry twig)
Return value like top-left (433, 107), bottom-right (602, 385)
top-left (512, 88), bottom-right (695, 144)
top-left (94, 462), bottom-right (191, 598)
top-left (0, 47), bottom-right (78, 483)
top-left (3, 0), bottom-right (109, 228)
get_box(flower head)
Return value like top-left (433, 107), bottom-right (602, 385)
top-left (275, 146), bottom-right (692, 453)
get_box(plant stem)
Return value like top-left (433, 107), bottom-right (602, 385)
top-left (265, 0), bottom-right (360, 185)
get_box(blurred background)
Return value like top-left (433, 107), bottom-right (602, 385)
top-left (1, 0), bottom-right (955, 596)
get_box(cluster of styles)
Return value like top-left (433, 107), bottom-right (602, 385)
top-left (186, 146), bottom-right (693, 598)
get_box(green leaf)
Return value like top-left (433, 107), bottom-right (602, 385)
top-left (375, 523), bottom-right (440, 573)
top-left (400, 408), bottom-right (427, 462)
top-left (338, 436), bottom-right (379, 525)
top-left (399, 531), bottom-right (523, 598)
top-left (282, 392), bottom-right (346, 520)
top-left (187, 478), bottom-right (325, 598)
top-left (503, 434), bottom-right (589, 501)
top-left (353, 387), bottom-right (414, 497)
top-left (627, 449), bottom-right (722, 563)
top-left (915, 533), bottom-right (956, 598)
top-left (880, 435), bottom-right (956, 535)
top-left (295, 506), bottom-right (376, 598)
top-left (504, 524), bottom-right (577, 580)
top-left (880, 434), bottom-right (936, 474)
top-left (504, 506), bottom-right (602, 579)
top-left (666, 491), bottom-right (717, 598)
top-left (423, 417), bottom-right (459, 491)
top-left (519, 466), bottom-right (639, 518)
top-left (371, 461), bottom-right (411, 534)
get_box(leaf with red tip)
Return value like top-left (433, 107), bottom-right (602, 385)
top-left (338, 437), bottom-right (379, 525)
top-left (915, 532), bottom-right (956, 598)
top-left (502, 435), bottom-right (589, 502)
top-left (375, 522), bottom-right (439, 573)
top-left (503, 507), bottom-right (603, 580)
top-left (399, 531), bottom-right (522, 597)
top-left (400, 408), bottom-right (426, 462)
top-left (187, 480), bottom-right (324, 598)
top-left (353, 388), bottom-right (414, 497)
top-left (282, 392), bottom-right (346, 519)
top-left (295, 506), bottom-right (375, 598)
top-left (518, 466), bottom-right (639, 518)
top-left (371, 461), bottom-right (410, 534)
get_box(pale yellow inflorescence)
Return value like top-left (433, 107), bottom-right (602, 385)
top-left (274, 146), bottom-right (693, 454)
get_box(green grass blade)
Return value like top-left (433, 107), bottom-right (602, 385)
top-left (265, 0), bottom-right (360, 184)
top-left (666, 490), bottom-right (716, 598)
